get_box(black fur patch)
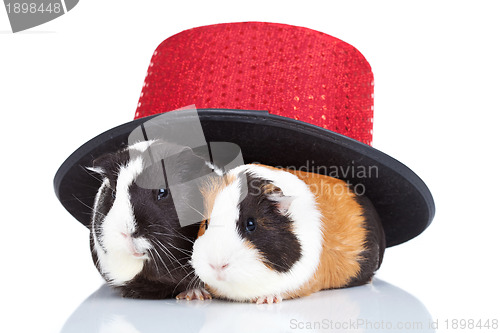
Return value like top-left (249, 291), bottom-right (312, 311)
top-left (236, 173), bottom-right (302, 273)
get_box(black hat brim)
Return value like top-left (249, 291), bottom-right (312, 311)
top-left (53, 109), bottom-right (434, 247)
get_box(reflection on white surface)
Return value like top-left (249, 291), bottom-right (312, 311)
top-left (61, 278), bottom-right (434, 333)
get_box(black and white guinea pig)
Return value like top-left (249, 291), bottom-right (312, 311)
top-left (184, 164), bottom-right (385, 304)
top-left (88, 140), bottom-right (211, 299)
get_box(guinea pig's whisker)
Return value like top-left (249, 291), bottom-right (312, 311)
top-left (190, 275), bottom-right (200, 289)
top-left (173, 269), bottom-right (196, 293)
top-left (170, 252), bottom-right (192, 262)
top-left (150, 231), bottom-right (168, 235)
top-left (151, 239), bottom-right (175, 266)
top-left (160, 250), bottom-right (177, 268)
top-left (183, 202), bottom-right (206, 220)
top-left (150, 242), bottom-right (175, 280)
top-left (150, 224), bottom-right (178, 231)
top-left (152, 239), bottom-right (188, 275)
top-left (186, 277), bottom-right (196, 291)
top-left (167, 242), bottom-right (192, 256)
top-left (169, 262), bottom-right (191, 274)
top-left (190, 276), bottom-right (204, 294)
top-left (154, 240), bottom-right (189, 271)
top-left (170, 229), bottom-right (195, 244)
top-left (146, 248), bottom-right (161, 276)
top-left (149, 226), bottom-right (195, 245)
top-left (150, 231), bottom-right (175, 238)
top-left (261, 257), bottom-right (290, 271)
top-left (151, 237), bottom-right (176, 258)
top-left (171, 254), bottom-right (192, 268)
top-left (71, 195), bottom-right (103, 216)
top-left (71, 195), bottom-right (109, 223)
top-left (195, 279), bottom-right (205, 292)
top-left (169, 256), bottom-right (192, 266)
top-left (148, 224), bottom-right (178, 233)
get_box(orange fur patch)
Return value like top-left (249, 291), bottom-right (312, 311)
top-left (198, 173), bottom-right (236, 237)
top-left (255, 165), bottom-right (367, 300)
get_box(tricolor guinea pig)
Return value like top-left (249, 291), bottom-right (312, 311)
top-left (88, 140), bottom-right (211, 299)
top-left (183, 164), bottom-right (385, 303)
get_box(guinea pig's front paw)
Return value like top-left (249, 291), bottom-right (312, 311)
top-left (176, 288), bottom-right (212, 301)
top-left (254, 295), bottom-right (283, 304)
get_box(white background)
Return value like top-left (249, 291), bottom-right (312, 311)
top-left (1, 1), bottom-right (500, 332)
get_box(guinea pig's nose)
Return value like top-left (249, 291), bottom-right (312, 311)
top-left (209, 263), bottom-right (229, 271)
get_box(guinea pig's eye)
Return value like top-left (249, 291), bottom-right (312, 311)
top-left (111, 190), bottom-right (116, 199)
top-left (245, 218), bottom-right (257, 232)
top-left (204, 220), bottom-right (209, 230)
top-left (157, 188), bottom-right (169, 201)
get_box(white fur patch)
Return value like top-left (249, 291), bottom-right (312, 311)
top-left (92, 155), bottom-right (152, 286)
top-left (92, 178), bottom-right (109, 269)
top-left (191, 165), bottom-right (323, 301)
top-left (128, 140), bottom-right (156, 153)
top-left (86, 166), bottom-right (105, 175)
top-left (205, 161), bottom-right (225, 176)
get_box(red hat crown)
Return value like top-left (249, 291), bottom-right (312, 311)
top-left (135, 22), bottom-right (374, 145)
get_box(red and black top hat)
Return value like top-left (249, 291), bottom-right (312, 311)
top-left (54, 22), bottom-right (434, 247)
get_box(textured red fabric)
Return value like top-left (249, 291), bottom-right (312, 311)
top-left (135, 22), bottom-right (374, 145)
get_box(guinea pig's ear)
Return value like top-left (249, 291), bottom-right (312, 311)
top-left (263, 183), bottom-right (295, 215)
top-left (175, 147), bottom-right (212, 180)
top-left (86, 153), bottom-right (114, 176)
